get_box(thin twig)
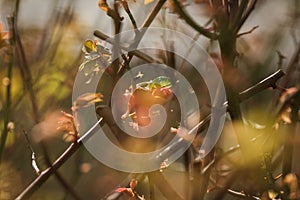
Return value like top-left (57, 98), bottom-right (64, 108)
top-left (212, 170), bottom-right (239, 200)
top-left (148, 171), bottom-right (184, 200)
top-left (94, 30), bottom-right (162, 64)
top-left (41, 143), bottom-right (83, 200)
top-left (231, 0), bottom-right (248, 30)
top-left (237, 25), bottom-right (259, 37)
top-left (235, 0), bottom-right (258, 33)
top-left (198, 149), bottom-right (215, 200)
top-left (282, 91), bottom-right (300, 176)
top-left (13, 15), bottom-right (39, 122)
top-left (238, 69), bottom-right (285, 101)
top-left (172, 0), bottom-right (217, 39)
top-left (15, 118), bottom-right (102, 200)
top-left (121, 0), bottom-right (138, 30)
top-left (23, 130), bottom-right (41, 175)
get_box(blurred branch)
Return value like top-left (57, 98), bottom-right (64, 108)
top-left (198, 149), bottom-right (215, 200)
top-left (0, 17), bottom-right (14, 163)
top-left (235, 0), bottom-right (258, 33)
top-left (148, 171), bottom-right (184, 200)
top-left (12, 12), bottom-right (39, 122)
top-left (119, 0), bottom-right (167, 71)
top-left (94, 30), bottom-right (162, 64)
top-left (15, 118), bottom-right (102, 200)
top-left (212, 170), bottom-right (239, 200)
top-left (281, 45), bottom-right (300, 88)
top-left (172, 0), bottom-right (218, 39)
top-left (231, 0), bottom-right (248, 30)
top-left (282, 91), bottom-right (300, 176)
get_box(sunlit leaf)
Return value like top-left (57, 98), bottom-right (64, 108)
top-left (98, 0), bottom-right (109, 13)
top-left (144, 0), bottom-right (155, 5)
top-left (84, 39), bottom-right (97, 53)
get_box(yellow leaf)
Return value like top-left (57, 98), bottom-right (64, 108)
top-left (99, 0), bottom-right (109, 12)
top-left (84, 40), bottom-right (97, 53)
top-left (144, 0), bottom-right (155, 5)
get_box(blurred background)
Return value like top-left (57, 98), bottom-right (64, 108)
top-left (0, 0), bottom-right (299, 199)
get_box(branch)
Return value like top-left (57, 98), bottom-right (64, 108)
top-left (0, 17), bottom-right (14, 163)
top-left (23, 130), bottom-right (41, 175)
top-left (13, 12), bottom-right (39, 122)
top-left (94, 30), bottom-right (162, 64)
top-left (172, 0), bottom-right (217, 39)
top-left (238, 69), bottom-right (285, 101)
top-left (121, 0), bottom-right (138, 30)
top-left (231, 0), bottom-right (248, 30)
top-left (122, 0), bottom-right (168, 69)
top-left (235, 0), bottom-right (258, 33)
top-left (148, 171), bottom-right (184, 200)
top-left (237, 25), bottom-right (259, 37)
top-left (15, 118), bottom-right (102, 200)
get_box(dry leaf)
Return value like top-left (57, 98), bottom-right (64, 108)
top-left (280, 87), bottom-right (299, 103)
top-left (72, 93), bottom-right (103, 112)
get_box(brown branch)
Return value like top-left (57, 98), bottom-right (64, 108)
top-left (15, 118), bottom-right (102, 200)
top-left (12, 13), bottom-right (39, 122)
top-left (282, 91), bottom-right (300, 176)
top-left (198, 149), bottom-right (215, 200)
top-left (94, 30), bottom-right (162, 64)
top-left (235, 0), bottom-right (258, 33)
top-left (212, 170), bottom-right (239, 200)
top-left (231, 0), bottom-right (248, 30)
top-left (238, 69), bottom-right (285, 101)
top-left (237, 25), bottom-right (259, 37)
top-left (23, 130), bottom-right (41, 175)
top-left (0, 17), bottom-right (14, 163)
top-left (120, 0), bottom-right (168, 71)
top-left (121, 0), bottom-right (138, 30)
top-left (148, 171), bottom-right (184, 200)
top-left (172, 0), bottom-right (218, 39)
